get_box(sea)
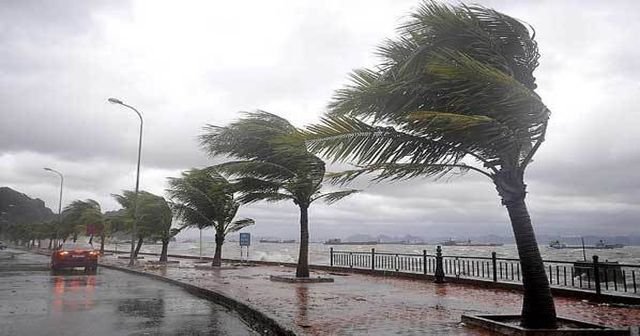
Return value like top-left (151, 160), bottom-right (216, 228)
top-left (104, 241), bottom-right (640, 265)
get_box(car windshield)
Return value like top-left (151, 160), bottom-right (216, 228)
top-left (60, 242), bottom-right (95, 251)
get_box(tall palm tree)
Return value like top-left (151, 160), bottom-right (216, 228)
top-left (305, 2), bottom-right (554, 328)
top-left (200, 111), bottom-right (359, 277)
top-left (167, 168), bottom-right (254, 266)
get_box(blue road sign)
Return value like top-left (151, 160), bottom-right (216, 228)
top-left (239, 233), bottom-right (251, 246)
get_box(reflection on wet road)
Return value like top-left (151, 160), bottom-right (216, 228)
top-left (0, 250), bottom-right (258, 336)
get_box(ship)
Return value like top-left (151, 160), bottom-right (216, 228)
top-left (549, 240), bottom-right (624, 249)
top-left (259, 239), bottom-right (297, 243)
top-left (323, 238), bottom-right (378, 245)
top-left (440, 239), bottom-right (503, 247)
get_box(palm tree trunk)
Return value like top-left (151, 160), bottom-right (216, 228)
top-left (296, 204), bottom-right (310, 278)
top-left (212, 231), bottom-right (224, 267)
top-left (133, 237), bottom-right (144, 258)
top-left (160, 239), bottom-right (169, 262)
top-left (99, 234), bottom-right (105, 254)
top-left (505, 198), bottom-right (557, 328)
top-left (495, 170), bottom-right (557, 328)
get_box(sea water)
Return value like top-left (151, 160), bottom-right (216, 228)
top-left (104, 241), bottom-right (640, 265)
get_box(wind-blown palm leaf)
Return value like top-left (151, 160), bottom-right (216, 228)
top-left (170, 202), bottom-right (215, 229)
top-left (215, 160), bottom-right (295, 181)
top-left (236, 192), bottom-right (293, 204)
top-left (325, 163), bottom-right (475, 185)
top-left (225, 218), bottom-right (255, 234)
top-left (312, 190), bottom-right (361, 205)
top-left (305, 114), bottom-right (482, 169)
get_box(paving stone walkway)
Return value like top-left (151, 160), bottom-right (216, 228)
top-left (101, 255), bottom-right (640, 335)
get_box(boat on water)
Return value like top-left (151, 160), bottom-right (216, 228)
top-left (549, 240), bottom-right (624, 249)
top-left (324, 238), bottom-right (378, 245)
top-left (440, 239), bottom-right (503, 247)
top-left (259, 239), bottom-right (297, 243)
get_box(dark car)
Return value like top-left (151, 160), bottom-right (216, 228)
top-left (0, 241), bottom-right (7, 250)
top-left (51, 242), bottom-right (99, 272)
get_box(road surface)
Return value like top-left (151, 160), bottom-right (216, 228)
top-left (0, 249), bottom-right (259, 336)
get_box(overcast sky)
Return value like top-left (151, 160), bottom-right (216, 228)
top-left (1, 0), bottom-right (639, 240)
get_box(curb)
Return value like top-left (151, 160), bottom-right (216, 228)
top-left (99, 262), bottom-right (297, 336)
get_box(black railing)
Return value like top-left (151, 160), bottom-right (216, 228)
top-left (330, 247), bottom-right (640, 297)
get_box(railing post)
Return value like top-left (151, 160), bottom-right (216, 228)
top-left (434, 246), bottom-right (445, 283)
top-left (593, 255), bottom-right (601, 295)
top-left (395, 254), bottom-right (399, 272)
top-left (330, 247), bottom-right (333, 267)
top-left (423, 249), bottom-right (427, 275)
top-left (349, 252), bottom-right (353, 268)
top-left (371, 248), bottom-right (375, 271)
top-left (492, 252), bottom-right (498, 282)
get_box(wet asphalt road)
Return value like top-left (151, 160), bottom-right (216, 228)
top-left (0, 249), bottom-right (259, 336)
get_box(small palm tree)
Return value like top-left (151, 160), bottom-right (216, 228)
top-left (305, 2), bottom-right (555, 328)
top-left (61, 199), bottom-right (104, 244)
top-left (200, 111), bottom-right (359, 277)
top-left (135, 193), bottom-right (177, 262)
top-left (167, 168), bottom-right (254, 266)
top-left (112, 191), bottom-right (174, 259)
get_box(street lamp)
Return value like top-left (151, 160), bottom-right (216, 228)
top-left (44, 167), bottom-right (64, 248)
top-left (108, 97), bottom-right (143, 267)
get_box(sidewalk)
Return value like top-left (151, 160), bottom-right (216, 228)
top-left (101, 255), bottom-right (640, 335)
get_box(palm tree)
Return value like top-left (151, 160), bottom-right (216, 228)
top-left (112, 190), bottom-right (173, 259)
top-left (135, 193), bottom-right (178, 262)
top-left (200, 111), bottom-right (359, 277)
top-left (61, 199), bottom-right (104, 244)
top-left (304, 2), bottom-right (554, 328)
top-left (167, 168), bottom-right (254, 266)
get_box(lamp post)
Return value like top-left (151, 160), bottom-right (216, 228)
top-left (108, 97), bottom-right (143, 267)
top-left (44, 168), bottom-right (64, 248)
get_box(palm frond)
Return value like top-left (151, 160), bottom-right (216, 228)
top-left (326, 162), bottom-right (487, 186)
top-left (236, 192), bottom-right (293, 204)
top-left (225, 218), bottom-right (255, 234)
top-left (313, 189), bottom-right (361, 205)
top-left (215, 160), bottom-right (295, 181)
top-left (305, 114), bottom-right (490, 169)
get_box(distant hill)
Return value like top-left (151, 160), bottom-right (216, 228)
top-left (339, 233), bottom-right (640, 246)
top-left (0, 187), bottom-right (55, 225)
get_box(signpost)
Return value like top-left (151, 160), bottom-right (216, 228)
top-left (239, 233), bottom-right (250, 262)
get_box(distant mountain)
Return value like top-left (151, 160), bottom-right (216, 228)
top-left (336, 233), bottom-right (640, 246)
top-left (0, 187), bottom-right (55, 225)
top-left (345, 234), bottom-right (377, 242)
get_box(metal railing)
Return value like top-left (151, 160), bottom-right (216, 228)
top-left (330, 247), bottom-right (640, 297)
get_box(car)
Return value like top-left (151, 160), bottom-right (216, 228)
top-left (51, 242), bottom-right (99, 272)
top-left (0, 241), bottom-right (6, 250)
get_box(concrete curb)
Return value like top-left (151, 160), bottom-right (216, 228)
top-left (99, 262), bottom-right (297, 336)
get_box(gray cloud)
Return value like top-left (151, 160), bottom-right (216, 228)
top-left (1, 0), bottom-right (639, 240)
